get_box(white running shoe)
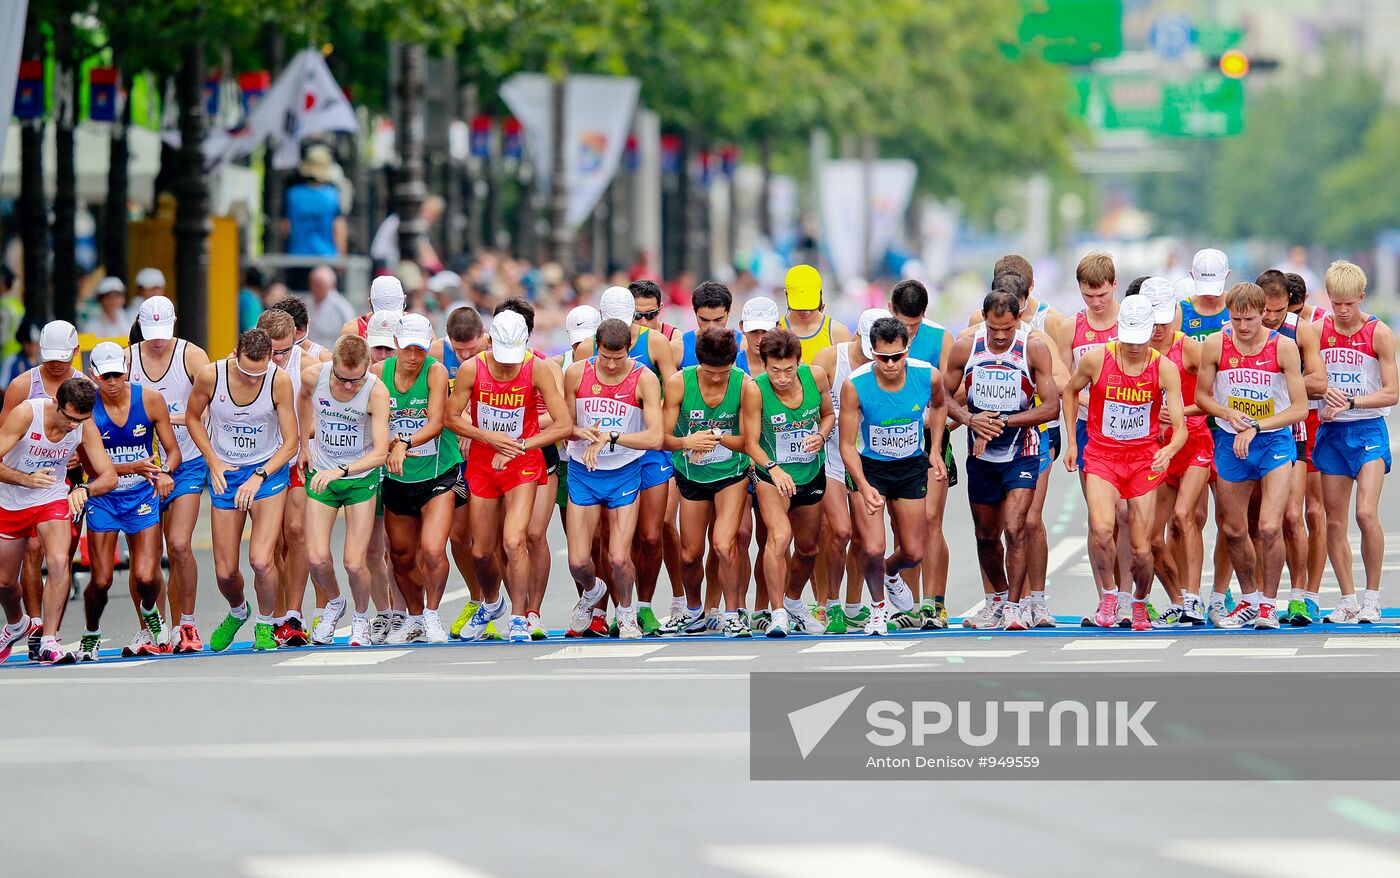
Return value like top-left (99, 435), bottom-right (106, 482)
top-left (1029, 601), bottom-right (1055, 629)
top-left (1216, 602), bottom-right (1259, 629)
top-left (461, 601), bottom-right (507, 641)
top-left (705, 608), bottom-right (724, 631)
top-left (1207, 603), bottom-right (1227, 627)
top-left (1326, 601), bottom-right (1361, 624)
top-left (508, 615), bottom-right (532, 643)
top-left (789, 603), bottom-right (825, 635)
top-left (1358, 601), bottom-right (1382, 624)
top-left (121, 628), bottom-right (157, 658)
top-left (312, 601), bottom-right (346, 645)
top-left (766, 608), bottom-right (790, 638)
top-left (370, 613), bottom-right (391, 644)
top-left (422, 610), bottom-right (449, 644)
top-left (1002, 604), bottom-right (1028, 631)
top-left (387, 616), bottom-right (425, 644)
top-left (885, 574), bottom-right (915, 613)
top-left (1116, 592), bottom-right (1133, 628)
top-left (617, 611), bottom-right (642, 640)
top-left (348, 616), bottom-right (372, 647)
top-left (569, 585), bottom-right (607, 634)
top-left (863, 604), bottom-right (889, 636)
top-left (961, 601), bottom-right (1004, 630)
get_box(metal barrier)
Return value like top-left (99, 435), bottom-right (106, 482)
top-left (258, 254), bottom-right (373, 310)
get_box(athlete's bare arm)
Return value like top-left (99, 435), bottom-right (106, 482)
top-left (1024, 337), bottom-right (1062, 428)
top-left (339, 318), bottom-right (359, 339)
top-left (1332, 321), bottom-right (1400, 414)
top-left (296, 363), bottom-right (321, 462)
top-left (739, 379), bottom-right (768, 466)
top-left (811, 366), bottom-right (836, 449)
top-left (631, 370), bottom-right (664, 452)
top-left (1295, 320), bottom-right (1327, 401)
top-left (1193, 332), bottom-right (1247, 430)
top-left (0, 370), bottom-right (30, 418)
top-left (660, 371), bottom-right (687, 452)
top-left (1060, 347), bottom-right (1105, 472)
top-left (941, 336), bottom-right (977, 429)
top-left (183, 364), bottom-right (219, 464)
top-left (0, 404), bottom-right (52, 487)
top-left (174, 343), bottom-right (211, 427)
top-left (77, 416), bottom-right (118, 502)
top-left (146, 385), bottom-right (182, 478)
top-left (359, 382), bottom-right (392, 473)
top-left (531, 359), bottom-right (574, 450)
top-left (1155, 359), bottom-right (1188, 470)
top-left (263, 369), bottom-right (301, 475)
top-left (536, 358), bottom-right (564, 431)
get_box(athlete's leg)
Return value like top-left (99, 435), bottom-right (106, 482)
top-left (497, 483), bottom-right (538, 612)
top-left (850, 498), bottom-right (886, 599)
top-left (340, 501), bottom-right (377, 614)
top-left (1151, 483), bottom-right (1181, 603)
top-left (885, 497), bottom-right (928, 582)
top-left (1002, 487), bottom-right (1037, 602)
top-left (525, 475), bottom-right (555, 616)
top-left (1280, 462), bottom-right (1308, 593)
top-left (211, 506), bottom-right (251, 609)
top-left (1355, 460), bottom-right (1387, 595)
top-left (969, 501), bottom-right (1008, 593)
top-left (1124, 492), bottom-right (1157, 601)
top-left (1170, 467), bottom-right (1211, 598)
top-left (277, 486), bottom-right (311, 616)
top-left (1255, 465), bottom-right (1293, 601)
top-left (755, 483), bottom-right (795, 609)
top-left (1210, 483), bottom-right (1233, 598)
top-left (162, 493), bottom-right (201, 621)
top-left (822, 478), bottom-right (853, 604)
top-left (1083, 475), bottom-right (1124, 594)
top-left (385, 511), bottom-right (426, 615)
top-left (676, 497), bottom-right (711, 610)
top-left (785, 501), bottom-right (824, 602)
top-left (565, 502), bottom-right (603, 594)
top-left (605, 500), bottom-right (642, 608)
top-left (1024, 466), bottom-right (1052, 594)
top-left (418, 491), bottom-right (456, 612)
top-left (305, 499), bottom-right (343, 605)
top-left (36, 519), bottom-right (75, 638)
top-left (634, 481), bottom-right (668, 603)
top-left (1304, 470), bottom-right (1327, 595)
top-left (1214, 479), bottom-right (1260, 599)
top-left (1114, 499), bottom-right (1132, 591)
top-left (711, 480), bottom-right (749, 613)
top-left (84, 530), bottom-right (121, 631)
top-left (247, 492), bottom-right (287, 617)
top-left (661, 481), bottom-right (683, 601)
top-left (1322, 473), bottom-right (1358, 598)
top-left (0, 537), bottom-right (27, 624)
top-left (367, 515), bottom-right (394, 612)
top-left (20, 537), bottom-right (41, 619)
top-left (449, 501), bottom-right (481, 601)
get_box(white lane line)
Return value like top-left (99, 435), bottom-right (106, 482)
top-left (906, 650), bottom-right (1026, 659)
top-left (814, 663), bottom-right (946, 671)
top-left (536, 644), bottom-right (665, 660)
top-left (245, 853), bottom-right (492, 878)
top-left (800, 641), bottom-right (913, 654)
top-left (1185, 647), bottom-right (1298, 657)
top-left (646, 654), bottom-right (758, 663)
top-left (1324, 636), bottom-right (1400, 649)
top-left (277, 650), bottom-right (411, 667)
top-left (1164, 839), bottom-right (1400, 877)
top-left (69, 660), bottom-right (156, 669)
top-left (704, 844), bottom-right (1006, 878)
top-left (1045, 537), bottom-right (1082, 577)
top-left (1042, 658), bottom-right (1163, 666)
top-left (0, 732), bottom-right (750, 765)
top-left (1060, 639), bottom-right (1177, 651)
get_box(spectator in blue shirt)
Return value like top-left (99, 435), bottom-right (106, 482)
top-left (282, 145), bottom-right (345, 257)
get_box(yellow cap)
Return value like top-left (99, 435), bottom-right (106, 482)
top-left (784, 264), bottom-right (823, 311)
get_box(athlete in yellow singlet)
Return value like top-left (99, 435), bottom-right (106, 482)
top-left (778, 264), bottom-right (852, 364)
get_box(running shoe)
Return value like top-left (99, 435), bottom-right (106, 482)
top-left (312, 602), bottom-right (347, 646)
top-left (962, 601), bottom-right (1004, 630)
top-left (752, 610), bottom-right (772, 635)
top-left (893, 610), bottom-right (923, 630)
top-left (617, 613), bottom-right (643, 640)
top-left (123, 628), bottom-right (160, 657)
top-left (371, 613), bottom-right (391, 644)
top-left (388, 616), bottom-right (426, 644)
top-left (282, 617), bottom-right (310, 648)
top-left (27, 628), bottom-right (42, 661)
top-left (1303, 597), bottom-right (1321, 625)
top-left (253, 623), bottom-right (278, 651)
top-left (1216, 602), bottom-right (1259, 629)
top-left (1223, 589), bottom-right (1237, 612)
top-left (790, 604), bottom-right (825, 635)
top-left (722, 615), bottom-right (752, 638)
top-left (1285, 599), bottom-right (1310, 627)
top-left (1002, 604), bottom-right (1028, 631)
top-left (508, 615), bottom-right (531, 643)
top-left (1115, 593), bottom-right (1133, 628)
top-left (1029, 602), bottom-right (1055, 629)
top-left (766, 608), bottom-right (790, 638)
top-left (923, 601), bottom-right (949, 630)
top-left (459, 600), bottom-right (504, 642)
top-left (526, 612), bottom-right (548, 640)
top-left (0, 618), bottom-right (31, 663)
top-left (1326, 602), bottom-right (1361, 624)
top-left (139, 605), bottom-right (166, 650)
top-left (705, 608), bottom-right (724, 631)
top-left (809, 603), bottom-right (827, 626)
top-left (847, 606), bottom-right (871, 625)
top-left (422, 611), bottom-right (449, 644)
top-left (1358, 601), bottom-right (1382, 624)
top-left (38, 641), bottom-right (76, 665)
top-left (825, 605), bottom-right (849, 635)
top-left (273, 621), bottom-right (296, 646)
top-left (348, 616), bottom-right (372, 647)
top-left (1151, 606), bottom-right (1188, 629)
top-left (209, 611), bottom-right (248, 653)
top-left (658, 610), bottom-right (699, 636)
top-left (637, 607), bottom-right (661, 637)
top-left (885, 574), bottom-right (915, 613)
top-left (1130, 602), bottom-right (1151, 631)
top-left (451, 601), bottom-right (479, 639)
top-left (1146, 601), bottom-right (1159, 622)
top-left (1254, 603), bottom-right (1280, 630)
top-left (78, 633), bottom-right (101, 662)
top-left (1180, 596), bottom-right (1207, 626)
top-left (1206, 603), bottom-right (1227, 627)
top-left (174, 623), bottom-right (203, 653)
top-left (569, 586), bottom-right (607, 635)
top-left (863, 603), bottom-right (889, 636)
top-left (1093, 594), bottom-right (1118, 629)
top-left (584, 614), bottom-right (609, 638)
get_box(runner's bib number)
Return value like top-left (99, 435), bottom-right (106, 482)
top-left (869, 421), bottom-right (920, 459)
top-left (477, 403), bottom-right (523, 438)
top-left (1227, 395), bottom-right (1274, 420)
top-left (693, 429), bottom-right (733, 466)
top-left (775, 428), bottom-right (816, 464)
top-left (969, 368), bottom-right (1020, 412)
top-left (391, 416), bottom-right (436, 457)
top-left (1103, 401), bottom-right (1150, 441)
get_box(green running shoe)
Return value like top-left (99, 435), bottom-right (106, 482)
top-left (849, 606), bottom-right (871, 625)
top-left (209, 612), bottom-right (248, 652)
top-left (1287, 598), bottom-right (1312, 627)
top-left (452, 601), bottom-right (480, 639)
top-left (139, 606), bottom-right (165, 646)
top-left (78, 633), bottom-right (101, 662)
top-left (637, 606), bottom-right (661, 636)
top-left (1146, 601), bottom-right (1159, 622)
top-left (825, 605), bottom-right (849, 634)
top-left (253, 622), bottom-right (278, 651)
top-left (484, 619), bottom-right (503, 641)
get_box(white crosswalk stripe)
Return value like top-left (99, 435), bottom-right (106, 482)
top-left (277, 650), bottom-right (411, 667)
top-left (1163, 838), bottom-right (1400, 877)
top-left (1060, 639), bottom-right (1177, 651)
top-left (1324, 636), bottom-right (1400, 649)
top-left (800, 641), bottom-right (913, 654)
top-left (1185, 647), bottom-right (1298, 657)
top-left (536, 644), bottom-right (666, 659)
top-left (244, 853), bottom-right (493, 878)
top-left (704, 844), bottom-right (1006, 878)
top-left (906, 650), bottom-right (1026, 658)
top-left (646, 654), bottom-right (758, 662)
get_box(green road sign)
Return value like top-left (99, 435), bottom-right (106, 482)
top-left (1073, 72), bottom-right (1244, 137)
top-left (1020, 0), bottom-right (1124, 65)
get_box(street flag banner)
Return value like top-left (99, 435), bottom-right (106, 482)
top-left (499, 73), bottom-right (640, 228)
top-left (165, 48), bottom-right (357, 171)
top-left (819, 159), bottom-right (917, 286)
top-left (0, 0), bottom-right (29, 184)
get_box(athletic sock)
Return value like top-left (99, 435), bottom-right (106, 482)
top-left (638, 601), bottom-right (651, 612)
top-left (783, 597), bottom-right (804, 614)
top-left (590, 608), bottom-right (606, 621)
top-left (920, 597), bottom-right (936, 609)
top-left (1102, 588), bottom-right (1119, 600)
top-left (180, 614), bottom-right (196, 627)
top-left (84, 629), bottom-right (100, 637)
top-left (583, 581), bottom-right (607, 603)
top-left (1363, 590), bottom-right (1381, 607)
top-left (352, 612), bottom-right (368, 624)
top-left (994, 590), bottom-right (1008, 603)
top-left (255, 614), bottom-right (273, 626)
top-left (1207, 592), bottom-right (1224, 608)
top-left (1132, 597), bottom-right (1145, 606)
top-left (273, 613), bottom-right (289, 625)
top-left (845, 603), bottom-right (863, 616)
top-left (724, 610), bottom-right (737, 621)
top-left (139, 603), bottom-right (155, 616)
top-left (230, 603), bottom-right (250, 621)
top-left (1259, 596), bottom-right (1275, 609)
top-left (1238, 592), bottom-right (1256, 607)
top-left (4, 618), bottom-right (28, 636)
top-left (828, 599), bottom-right (841, 611)
top-left (40, 635), bottom-right (58, 650)
top-left (1289, 588), bottom-right (1304, 604)
top-left (1031, 590), bottom-right (1046, 604)
top-left (1019, 597), bottom-right (1033, 611)
top-left (410, 614), bottom-right (424, 626)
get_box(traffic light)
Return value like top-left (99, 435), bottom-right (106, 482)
top-left (1209, 50), bottom-right (1280, 78)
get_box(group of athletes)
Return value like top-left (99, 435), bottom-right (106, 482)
top-left (0, 247), bottom-right (1393, 664)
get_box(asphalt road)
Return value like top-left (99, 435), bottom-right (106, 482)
top-left (6, 422), bottom-right (1400, 877)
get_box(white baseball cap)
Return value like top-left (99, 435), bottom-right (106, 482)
top-left (137, 295), bottom-right (176, 339)
top-left (365, 310), bottom-right (400, 349)
top-left (740, 297), bottom-right (780, 333)
top-left (1191, 248), bottom-right (1230, 296)
top-left (1173, 275), bottom-right (1196, 300)
top-left (396, 313), bottom-right (435, 350)
top-left (96, 276), bottom-right (126, 297)
top-left (565, 305), bottom-right (602, 345)
top-left (134, 267), bottom-right (165, 290)
top-left (1139, 277), bottom-right (1177, 324)
top-left (370, 275), bottom-right (406, 313)
top-left (490, 310), bottom-right (530, 364)
top-left (857, 307), bottom-right (894, 359)
top-left (40, 320), bottom-right (79, 362)
top-left (426, 271), bottom-right (462, 294)
top-left (1117, 295), bottom-right (1154, 344)
top-left (599, 286), bottom-right (634, 323)
top-left (90, 341), bottom-right (126, 376)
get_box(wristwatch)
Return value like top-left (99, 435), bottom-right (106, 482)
top-left (1242, 417), bottom-right (1259, 432)
top-left (609, 431), bottom-right (620, 452)
top-left (339, 464), bottom-right (350, 478)
top-left (1347, 397), bottom-right (1357, 410)
top-left (253, 467), bottom-right (269, 480)
top-left (765, 460), bottom-right (779, 471)
top-left (996, 412), bottom-right (1011, 425)
top-left (158, 465), bottom-right (172, 475)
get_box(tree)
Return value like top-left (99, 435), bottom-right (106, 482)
top-left (1317, 107), bottom-right (1400, 250)
top-left (17, 14), bottom-right (48, 322)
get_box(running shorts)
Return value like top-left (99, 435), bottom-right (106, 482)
top-left (1212, 428), bottom-right (1296, 484)
top-left (1312, 419), bottom-right (1391, 479)
top-left (161, 456), bottom-right (207, 510)
top-left (966, 454), bottom-right (1040, 505)
top-left (1304, 409), bottom-right (1321, 473)
top-left (1164, 428), bottom-right (1214, 487)
top-left (675, 471), bottom-right (747, 504)
top-left (1081, 444), bottom-right (1160, 500)
top-left (466, 447), bottom-right (545, 500)
top-left (853, 454), bottom-right (929, 502)
top-left (383, 464), bottom-right (462, 516)
top-left (211, 461), bottom-right (291, 511)
top-left (567, 458), bottom-right (644, 509)
top-left (751, 466), bottom-right (826, 508)
top-left (0, 499), bottom-right (70, 540)
top-left (638, 449), bottom-right (674, 492)
top-left (306, 467), bottom-right (382, 509)
top-left (85, 485), bottom-right (160, 535)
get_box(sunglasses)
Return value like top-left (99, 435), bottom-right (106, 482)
top-left (272, 344), bottom-right (294, 357)
top-left (873, 348), bottom-right (909, 364)
top-left (333, 369), bottom-right (368, 385)
top-left (634, 309), bottom-right (661, 321)
top-left (57, 407), bottom-right (91, 425)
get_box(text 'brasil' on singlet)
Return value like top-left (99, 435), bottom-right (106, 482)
top-left (1180, 297), bottom-right (1230, 339)
top-left (1213, 328), bottom-right (1291, 434)
top-left (963, 326), bottom-right (1038, 463)
top-left (849, 358), bottom-right (933, 461)
top-left (1088, 342), bottom-right (1162, 452)
top-left (568, 357), bottom-right (646, 471)
top-left (1318, 314), bottom-right (1390, 421)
